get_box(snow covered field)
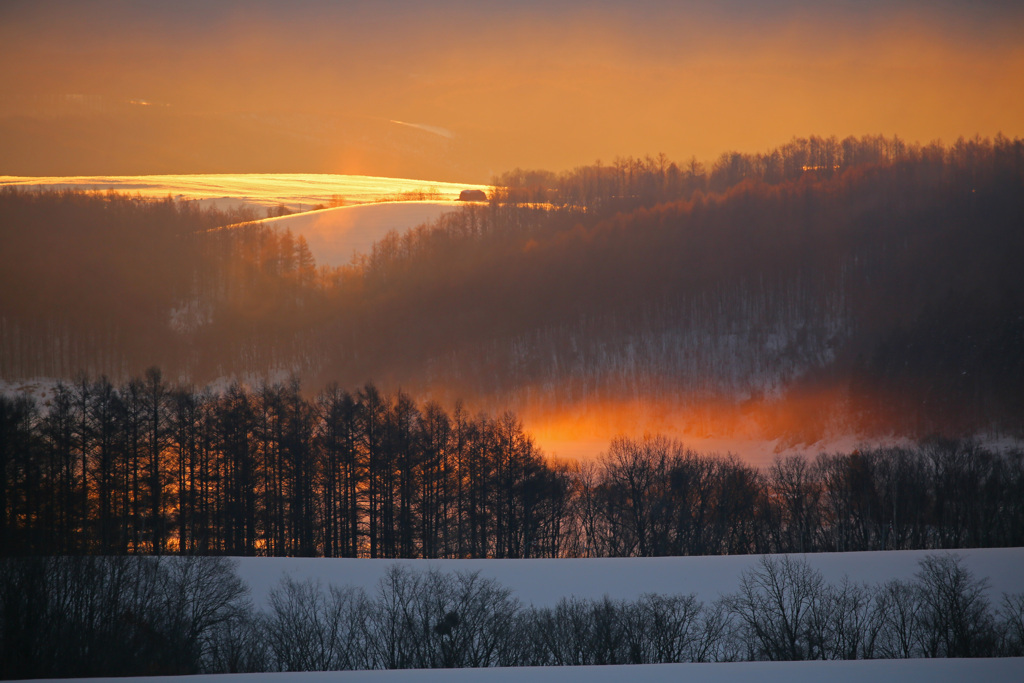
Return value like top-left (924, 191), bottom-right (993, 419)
top-left (0, 174), bottom-right (488, 214)
top-left (260, 201), bottom-right (462, 266)
top-left (220, 548), bottom-right (1024, 681)
top-left (233, 548), bottom-right (1024, 610)
top-left (25, 658), bottom-right (1024, 683)
top-left (0, 173), bottom-right (480, 268)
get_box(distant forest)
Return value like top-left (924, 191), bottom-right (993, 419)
top-left (2, 134), bottom-right (1022, 440)
top-left (3, 375), bottom-right (1022, 558)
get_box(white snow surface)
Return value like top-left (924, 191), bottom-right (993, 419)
top-left (260, 201), bottom-right (460, 266)
top-left (0, 173), bottom-right (475, 267)
top-left (233, 548), bottom-right (1024, 610)
top-left (15, 550), bottom-right (1024, 682)
top-left (24, 658), bottom-right (1024, 683)
top-left (0, 173), bottom-right (488, 214)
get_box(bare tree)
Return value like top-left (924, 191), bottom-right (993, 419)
top-left (873, 578), bottom-right (924, 659)
top-left (997, 593), bottom-right (1024, 656)
top-left (914, 553), bottom-right (996, 657)
top-left (725, 555), bottom-right (828, 660)
top-left (623, 592), bottom-right (705, 663)
top-left (159, 556), bottom-right (251, 672)
top-left (264, 576), bottom-right (370, 671)
top-left (822, 577), bottom-right (880, 659)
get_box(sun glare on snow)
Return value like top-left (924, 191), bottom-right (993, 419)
top-left (0, 174), bottom-right (490, 213)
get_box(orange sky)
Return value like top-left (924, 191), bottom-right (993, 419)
top-left (1, 1), bottom-right (1022, 182)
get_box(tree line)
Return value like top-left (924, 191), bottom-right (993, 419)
top-left (3, 375), bottom-right (1024, 558)
top-left (575, 436), bottom-right (1024, 557)
top-left (493, 134), bottom-right (1021, 211)
top-left (0, 371), bottom-right (567, 558)
top-left (2, 553), bottom-right (1022, 678)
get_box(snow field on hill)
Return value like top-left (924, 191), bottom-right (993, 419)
top-left (233, 548), bottom-right (1024, 610)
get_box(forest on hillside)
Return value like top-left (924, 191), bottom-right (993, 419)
top-left (1, 134), bottom-right (1022, 441)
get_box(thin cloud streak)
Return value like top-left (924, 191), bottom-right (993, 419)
top-left (389, 120), bottom-right (455, 139)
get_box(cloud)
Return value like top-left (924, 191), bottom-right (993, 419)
top-left (389, 120), bottom-right (455, 139)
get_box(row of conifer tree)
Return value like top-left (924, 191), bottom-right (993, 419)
top-left (3, 371), bottom-right (1023, 558)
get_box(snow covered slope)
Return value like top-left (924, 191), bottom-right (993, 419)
top-left (0, 174), bottom-right (488, 214)
top-left (26, 658), bottom-right (1024, 683)
top-left (260, 201), bottom-right (461, 266)
top-left (17, 550), bottom-right (1024, 682)
top-left (232, 548), bottom-right (1024, 609)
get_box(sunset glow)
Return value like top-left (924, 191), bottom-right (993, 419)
top-left (2, 1), bottom-right (1022, 180)
top-left (514, 386), bottom-right (863, 465)
top-left (0, 174), bottom-right (488, 213)
top-left (3, 5), bottom-right (1024, 679)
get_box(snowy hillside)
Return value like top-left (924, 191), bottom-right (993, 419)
top-left (0, 174), bottom-right (488, 215)
top-left (260, 201), bottom-right (462, 266)
top-left (27, 658), bottom-right (1024, 683)
top-left (15, 549), bottom-right (1024, 682)
top-left (232, 548), bottom-right (1024, 610)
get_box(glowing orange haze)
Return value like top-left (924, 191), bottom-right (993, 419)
top-left (1, 2), bottom-right (1022, 180)
top-left (457, 385), bottom-right (868, 467)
